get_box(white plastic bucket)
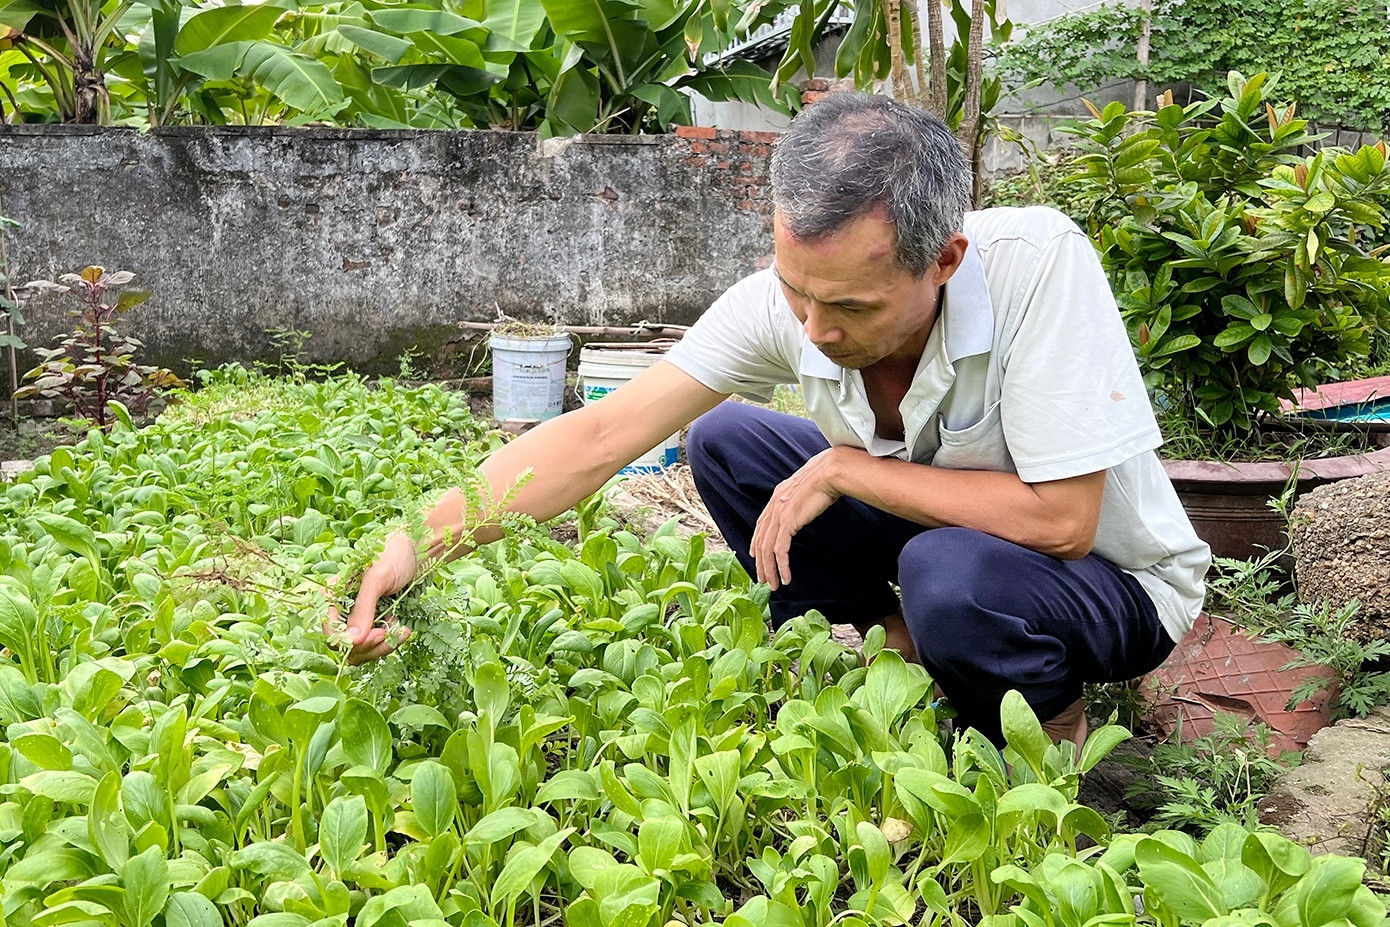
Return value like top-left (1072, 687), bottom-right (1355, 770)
top-left (578, 344), bottom-right (679, 474)
top-left (489, 333), bottom-right (572, 422)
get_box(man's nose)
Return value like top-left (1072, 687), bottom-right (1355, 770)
top-left (802, 304), bottom-right (840, 344)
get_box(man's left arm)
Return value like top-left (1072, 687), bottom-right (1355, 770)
top-left (751, 219), bottom-right (1150, 591)
top-left (749, 447), bottom-right (1105, 591)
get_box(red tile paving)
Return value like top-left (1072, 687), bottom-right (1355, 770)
top-left (1285, 375), bottom-right (1390, 412)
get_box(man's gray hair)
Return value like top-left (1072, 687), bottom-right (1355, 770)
top-left (771, 93), bottom-right (972, 277)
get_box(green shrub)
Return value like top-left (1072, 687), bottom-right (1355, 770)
top-left (980, 154), bottom-right (1100, 226)
top-left (1060, 73), bottom-right (1390, 452)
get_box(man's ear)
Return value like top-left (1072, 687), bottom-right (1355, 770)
top-left (929, 233), bottom-right (970, 286)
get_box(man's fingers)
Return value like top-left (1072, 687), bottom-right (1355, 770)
top-left (756, 515), bottom-right (783, 591)
top-left (347, 626), bottom-right (410, 666)
top-left (344, 588), bottom-right (381, 644)
top-left (776, 536), bottom-right (793, 587)
top-left (751, 513), bottom-right (769, 587)
top-left (757, 529), bottom-right (775, 589)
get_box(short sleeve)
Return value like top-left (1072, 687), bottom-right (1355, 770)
top-left (664, 270), bottom-right (799, 401)
top-left (1000, 226), bottom-right (1163, 483)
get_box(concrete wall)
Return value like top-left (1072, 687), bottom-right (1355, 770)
top-left (0, 125), bottom-right (777, 376)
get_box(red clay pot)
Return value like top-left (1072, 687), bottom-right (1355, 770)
top-left (1163, 446), bottom-right (1390, 561)
top-left (1145, 613), bottom-right (1337, 755)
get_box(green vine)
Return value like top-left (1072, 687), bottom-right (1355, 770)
top-left (1000, 0), bottom-right (1390, 133)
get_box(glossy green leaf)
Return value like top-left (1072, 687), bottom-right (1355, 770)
top-left (412, 760), bottom-right (457, 838)
top-left (90, 770), bottom-right (131, 870)
top-left (319, 794), bottom-right (368, 874)
top-left (164, 892), bottom-right (222, 927)
top-left (490, 827), bottom-right (576, 906)
top-left (464, 807), bottom-right (538, 844)
top-left (174, 5), bottom-right (284, 54)
top-left (1000, 690), bottom-right (1050, 774)
top-left (341, 699), bottom-right (392, 773)
top-left (1136, 837), bottom-right (1227, 922)
top-left (122, 845), bottom-right (170, 927)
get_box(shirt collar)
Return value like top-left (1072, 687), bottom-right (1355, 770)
top-left (942, 236), bottom-right (994, 362)
top-left (799, 334), bottom-right (842, 379)
top-left (793, 234), bottom-right (994, 379)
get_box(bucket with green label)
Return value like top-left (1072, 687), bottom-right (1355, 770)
top-left (577, 344), bottom-right (679, 473)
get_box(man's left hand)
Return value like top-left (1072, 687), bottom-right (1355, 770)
top-left (750, 446), bottom-right (855, 591)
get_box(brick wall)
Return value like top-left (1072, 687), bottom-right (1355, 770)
top-left (674, 125), bottom-right (778, 218)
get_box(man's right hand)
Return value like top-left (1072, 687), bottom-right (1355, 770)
top-left (326, 361), bottom-right (726, 665)
top-left (334, 533), bottom-right (419, 665)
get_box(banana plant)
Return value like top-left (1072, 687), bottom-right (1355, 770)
top-left (538, 0), bottom-right (795, 135)
top-left (0, 0), bottom-right (137, 122)
top-left (168, 2), bottom-right (349, 123)
top-left (774, 0), bottom-right (1013, 197)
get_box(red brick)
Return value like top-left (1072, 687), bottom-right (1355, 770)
top-left (800, 77), bottom-right (831, 92)
top-left (801, 90), bottom-right (829, 106)
top-left (739, 130), bottom-right (780, 144)
top-left (675, 125), bottom-right (717, 140)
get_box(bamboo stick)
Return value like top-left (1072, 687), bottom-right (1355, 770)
top-left (456, 320), bottom-right (689, 338)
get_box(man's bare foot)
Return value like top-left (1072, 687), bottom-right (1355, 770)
top-left (1040, 698), bottom-right (1088, 751)
top-left (883, 610), bottom-right (919, 663)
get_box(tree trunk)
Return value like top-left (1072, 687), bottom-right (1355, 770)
top-left (926, 0), bottom-right (948, 119)
top-left (886, 0), bottom-right (914, 104)
top-left (911, 7), bottom-right (928, 109)
top-left (1131, 0), bottom-right (1152, 113)
top-left (956, 0), bottom-right (986, 195)
top-left (71, 45), bottom-right (107, 124)
top-left (971, 120), bottom-right (985, 205)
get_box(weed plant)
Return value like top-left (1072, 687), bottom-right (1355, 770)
top-left (1207, 545), bottom-right (1390, 721)
top-left (14, 267), bottom-right (184, 429)
top-left (255, 327), bottom-right (345, 381)
top-left (1204, 550), bottom-right (1297, 635)
top-left (1082, 680), bottom-right (1150, 733)
top-left (1125, 713), bottom-right (1299, 834)
top-left (1154, 402), bottom-right (1380, 463)
top-left (1260, 599), bottom-right (1390, 720)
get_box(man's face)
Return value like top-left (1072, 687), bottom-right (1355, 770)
top-left (772, 209), bottom-right (951, 370)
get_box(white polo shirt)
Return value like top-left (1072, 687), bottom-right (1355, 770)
top-left (665, 205), bottom-right (1209, 642)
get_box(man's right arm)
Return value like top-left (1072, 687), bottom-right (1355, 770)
top-left (340, 361), bottom-right (728, 663)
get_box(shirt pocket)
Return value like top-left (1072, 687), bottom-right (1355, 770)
top-left (934, 400), bottom-right (1014, 472)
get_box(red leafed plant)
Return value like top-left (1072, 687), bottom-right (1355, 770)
top-left (14, 266), bottom-right (184, 429)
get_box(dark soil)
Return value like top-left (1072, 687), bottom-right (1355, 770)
top-left (0, 419), bottom-right (71, 461)
top-left (1075, 732), bottom-right (1158, 829)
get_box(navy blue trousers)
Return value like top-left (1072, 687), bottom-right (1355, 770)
top-left (686, 402), bottom-right (1175, 744)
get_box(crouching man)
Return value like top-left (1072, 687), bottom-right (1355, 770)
top-left (339, 93), bottom-right (1210, 747)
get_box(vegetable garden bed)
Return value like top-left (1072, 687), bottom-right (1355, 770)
top-left (0, 368), bottom-right (1385, 927)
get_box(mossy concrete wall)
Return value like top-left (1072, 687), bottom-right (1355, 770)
top-left (0, 125), bottom-right (776, 376)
